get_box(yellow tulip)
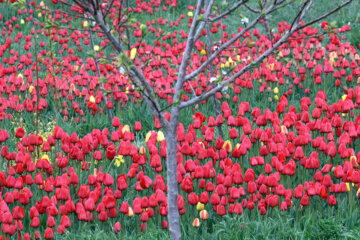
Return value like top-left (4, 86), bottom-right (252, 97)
top-left (139, 146), bottom-right (146, 155)
top-left (145, 131), bottom-right (153, 143)
top-left (196, 202), bottom-right (205, 211)
top-left (122, 125), bottom-right (130, 134)
top-left (83, 21), bottom-right (89, 28)
top-left (20, 19), bottom-right (25, 25)
top-left (157, 131), bottom-right (165, 142)
top-left (200, 49), bottom-right (206, 55)
top-left (346, 182), bottom-right (350, 192)
top-left (93, 45), bottom-right (100, 52)
top-left (29, 86), bottom-right (34, 94)
top-left (273, 87), bottom-right (279, 94)
top-left (188, 12), bottom-right (193, 17)
top-left (127, 207), bottom-right (134, 217)
top-left (269, 63), bottom-right (274, 71)
top-left (89, 96), bottom-right (95, 103)
top-left (130, 48), bottom-right (137, 60)
top-left (350, 156), bottom-right (358, 168)
top-left (41, 154), bottom-right (50, 162)
top-left (274, 95), bottom-right (279, 101)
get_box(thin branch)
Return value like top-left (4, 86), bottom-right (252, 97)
top-left (173, 0), bottom-right (204, 103)
top-left (103, 0), bottom-right (116, 19)
top-left (87, 14), bottom-right (114, 126)
top-left (179, 0), bottom-right (314, 109)
top-left (289, 0), bottom-right (310, 30)
top-left (295, 0), bottom-right (353, 31)
top-left (185, 11), bottom-right (265, 81)
top-left (193, 0), bottom-right (215, 42)
top-left (210, 0), bottom-right (249, 22)
top-left (186, 80), bottom-right (197, 97)
top-left (87, 8), bottom-right (164, 122)
top-left (244, 2), bottom-right (260, 13)
top-left (185, 0), bottom-right (298, 82)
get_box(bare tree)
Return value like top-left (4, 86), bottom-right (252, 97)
top-left (50, 0), bottom-right (353, 239)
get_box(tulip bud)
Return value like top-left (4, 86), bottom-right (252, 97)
top-left (350, 156), bottom-right (358, 168)
top-left (122, 125), bottom-right (130, 134)
top-left (89, 96), bottom-right (95, 103)
top-left (127, 207), bottom-right (134, 217)
top-left (273, 87), bottom-right (279, 94)
top-left (222, 140), bottom-right (232, 152)
top-left (157, 131), bottom-right (165, 142)
top-left (130, 48), bottom-right (137, 60)
top-left (196, 202), bottom-right (205, 211)
top-left (145, 131), bottom-right (153, 143)
top-left (192, 218), bottom-right (200, 227)
top-left (29, 86), bottom-right (34, 94)
top-left (139, 146), bottom-right (146, 155)
top-left (346, 182), bottom-right (350, 192)
top-left (199, 210), bottom-right (208, 220)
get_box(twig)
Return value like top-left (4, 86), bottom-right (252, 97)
top-left (87, 14), bottom-right (114, 127)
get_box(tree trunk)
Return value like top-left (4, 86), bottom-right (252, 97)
top-left (162, 108), bottom-right (181, 240)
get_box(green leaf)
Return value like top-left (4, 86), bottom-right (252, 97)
top-left (12, 0), bottom-right (26, 9)
top-left (99, 58), bottom-right (108, 65)
top-left (197, 14), bottom-right (204, 21)
top-left (99, 76), bottom-right (106, 83)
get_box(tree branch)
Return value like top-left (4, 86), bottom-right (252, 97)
top-left (179, 0), bottom-right (314, 109)
top-left (86, 8), bottom-right (164, 122)
top-left (173, 0), bottom-right (204, 103)
top-left (185, 10), bottom-right (266, 81)
top-left (87, 14), bottom-right (114, 126)
top-left (295, 0), bottom-right (353, 31)
top-left (210, 0), bottom-right (249, 22)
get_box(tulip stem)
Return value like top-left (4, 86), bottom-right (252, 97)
top-left (349, 185), bottom-right (353, 216)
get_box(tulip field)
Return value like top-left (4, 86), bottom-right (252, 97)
top-left (1, 0), bottom-right (360, 239)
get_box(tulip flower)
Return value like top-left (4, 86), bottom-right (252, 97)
top-left (192, 218), bottom-right (200, 227)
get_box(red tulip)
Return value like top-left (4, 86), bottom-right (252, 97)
top-left (181, 176), bottom-right (193, 193)
top-left (113, 222), bottom-right (122, 233)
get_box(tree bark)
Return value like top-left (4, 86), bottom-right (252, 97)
top-left (26, 0), bottom-right (32, 10)
top-left (162, 107), bottom-right (181, 240)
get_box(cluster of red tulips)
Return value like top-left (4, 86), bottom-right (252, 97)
top-left (0, 0), bottom-right (359, 239)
